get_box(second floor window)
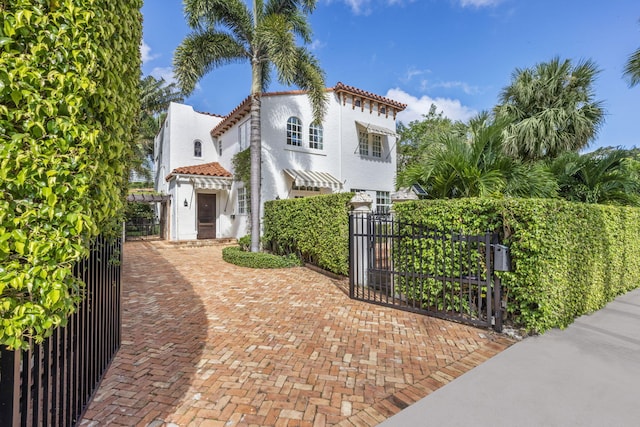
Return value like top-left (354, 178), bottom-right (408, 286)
top-left (358, 131), bottom-right (369, 156)
top-left (238, 120), bottom-right (250, 150)
top-left (309, 122), bottom-right (323, 150)
top-left (372, 134), bottom-right (382, 158)
top-left (286, 117), bottom-right (302, 146)
top-left (194, 140), bottom-right (202, 157)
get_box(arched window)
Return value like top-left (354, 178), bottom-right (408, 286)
top-left (194, 140), bottom-right (202, 157)
top-left (286, 117), bottom-right (302, 146)
top-left (309, 122), bottom-right (323, 150)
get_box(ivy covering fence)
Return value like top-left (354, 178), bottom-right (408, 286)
top-left (263, 193), bottom-right (353, 276)
top-left (0, 0), bottom-right (142, 349)
top-left (393, 198), bottom-right (640, 333)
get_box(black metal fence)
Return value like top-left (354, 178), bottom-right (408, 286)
top-left (125, 216), bottom-right (161, 240)
top-left (0, 235), bottom-right (122, 427)
top-left (349, 212), bottom-right (506, 331)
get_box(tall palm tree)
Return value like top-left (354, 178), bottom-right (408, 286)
top-left (173, 0), bottom-right (327, 252)
top-left (495, 57), bottom-right (605, 161)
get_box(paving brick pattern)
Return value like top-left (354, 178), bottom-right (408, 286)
top-left (81, 241), bottom-right (513, 426)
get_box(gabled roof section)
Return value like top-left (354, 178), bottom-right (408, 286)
top-left (333, 82), bottom-right (407, 111)
top-left (210, 83), bottom-right (407, 138)
top-left (165, 162), bottom-right (232, 181)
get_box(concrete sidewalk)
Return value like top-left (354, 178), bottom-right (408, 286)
top-left (380, 288), bottom-right (640, 427)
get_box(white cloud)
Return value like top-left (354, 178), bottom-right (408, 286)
top-left (150, 67), bottom-right (177, 85)
top-left (345, 0), bottom-right (370, 14)
top-left (459, 0), bottom-right (502, 7)
top-left (324, 0), bottom-right (414, 15)
top-left (309, 39), bottom-right (326, 51)
top-left (401, 67), bottom-right (430, 83)
top-left (140, 40), bottom-right (158, 64)
top-left (432, 80), bottom-right (481, 95)
top-left (386, 88), bottom-right (477, 123)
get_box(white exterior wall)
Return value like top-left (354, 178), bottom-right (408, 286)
top-left (259, 91), bottom-right (397, 209)
top-left (154, 102), bottom-right (228, 241)
top-left (155, 91), bottom-right (400, 241)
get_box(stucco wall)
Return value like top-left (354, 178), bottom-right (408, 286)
top-left (156, 90), bottom-right (399, 241)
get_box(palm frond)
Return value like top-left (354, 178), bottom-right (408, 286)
top-left (495, 57), bottom-right (604, 160)
top-left (173, 31), bottom-right (247, 94)
top-left (184, 0), bottom-right (253, 43)
top-left (624, 47), bottom-right (640, 87)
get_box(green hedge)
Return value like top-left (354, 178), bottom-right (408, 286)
top-left (222, 246), bottom-right (301, 269)
top-left (394, 199), bottom-right (640, 333)
top-left (263, 193), bottom-right (353, 276)
top-left (0, 1), bottom-right (142, 349)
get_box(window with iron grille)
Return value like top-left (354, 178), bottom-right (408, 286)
top-left (194, 140), bottom-right (202, 157)
top-left (309, 122), bottom-right (323, 150)
top-left (286, 117), bottom-right (302, 146)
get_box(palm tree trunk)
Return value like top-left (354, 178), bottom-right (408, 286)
top-left (249, 56), bottom-right (262, 253)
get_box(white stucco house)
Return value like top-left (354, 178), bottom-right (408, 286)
top-left (154, 82), bottom-right (406, 241)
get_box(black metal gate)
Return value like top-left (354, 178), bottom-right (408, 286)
top-left (0, 235), bottom-right (122, 426)
top-left (349, 213), bottom-right (507, 331)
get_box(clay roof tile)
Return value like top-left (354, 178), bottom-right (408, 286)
top-left (165, 162), bottom-right (232, 181)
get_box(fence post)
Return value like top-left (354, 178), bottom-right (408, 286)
top-left (349, 192), bottom-right (373, 288)
top-left (0, 346), bottom-right (21, 427)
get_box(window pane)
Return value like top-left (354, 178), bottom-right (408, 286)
top-left (372, 134), bottom-right (382, 158)
top-left (358, 131), bottom-right (368, 155)
top-left (376, 191), bottom-right (390, 214)
top-left (309, 123), bottom-right (323, 150)
top-left (237, 187), bottom-right (247, 214)
top-left (239, 120), bottom-right (249, 150)
top-left (286, 117), bottom-right (302, 146)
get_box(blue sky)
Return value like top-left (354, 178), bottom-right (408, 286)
top-left (142, 0), bottom-right (640, 151)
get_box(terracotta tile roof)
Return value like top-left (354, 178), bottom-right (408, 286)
top-left (333, 82), bottom-right (407, 111)
top-left (210, 95), bottom-right (252, 138)
top-left (165, 162), bottom-right (232, 181)
top-left (195, 110), bottom-right (225, 118)
top-left (210, 83), bottom-right (406, 138)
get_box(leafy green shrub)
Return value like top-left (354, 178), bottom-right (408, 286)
top-left (238, 235), bottom-right (251, 251)
top-left (394, 198), bottom-right (640, 333)
top-left (263, 193), bottom-right (354, 276)
top-left (222, 246), bottom-right (301, 269)
top-left (0, 0), bottom-right (142, 349)
top-left (125, 202), bottom-right (156, 221)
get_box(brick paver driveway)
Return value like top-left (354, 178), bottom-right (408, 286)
top-left (82, 241), bottom-right (513, 426)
